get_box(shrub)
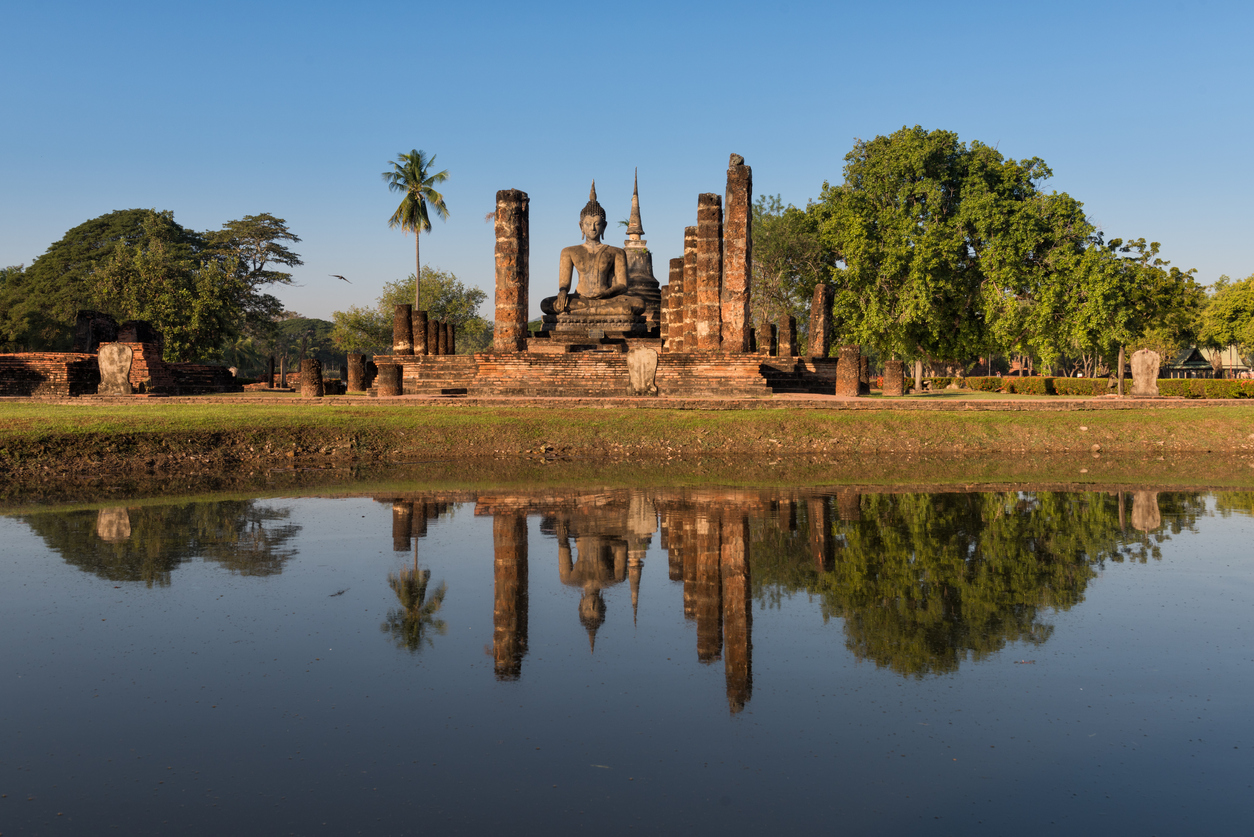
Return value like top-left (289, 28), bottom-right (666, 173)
top-left (1158, 379), bottom-right (1254, 398)
top-left (1003, 376), bottom-right (1052, 395)
top-left (1053, 378), bottom-right (1109, 396)
top-left (964, 376), bottom-right (1004, 392)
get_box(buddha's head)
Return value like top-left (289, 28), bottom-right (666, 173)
top-left (580, 181), bottom-right (607, 242)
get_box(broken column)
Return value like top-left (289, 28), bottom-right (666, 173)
top-left (721, 155), bottom-right (752, 353)
top-left (413, 310), bottom-right (429, 356)
top-left (438, 322), bottom-right (450, 355)
top-left (493, 512), bottom-right (529, 681)
top-left (695, 194), bottom-right (723, 352)
top-left (427, 318), bottom-right (440, 356)
top-left (300, 357), bottom-right (324, 399)
top-left (683, 226), bottom-right (699, 351)
top-left (778, 315), bottom-right (797, 358)
top-left (493, 189), bottom-right (529, 352)
top-left (376, 363), bottom-right (402, 396)
top-left (393, 304), bottom-right (414, 355)
top-left (836, 345), bottom-right (860, 397)
top-left (809, 284), bottom-right (833, 357)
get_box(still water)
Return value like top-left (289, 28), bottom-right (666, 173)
top-left (2, 487), bottom-right (1251, 835)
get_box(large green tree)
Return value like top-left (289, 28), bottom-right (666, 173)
top-left (751, 195), bottom-right (831, 342)
top-left (330, 267), bottom-right (489, 355)
top-left (382, 149), bottom-right (449, 310)
top-left (1199, 273), bottom-right (1254, 366)
top-left (204, 213), bottom-right (303, 330)
top-left (811, 126), bottom-right (1094, 369)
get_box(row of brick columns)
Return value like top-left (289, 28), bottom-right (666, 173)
top-left (392, 305), bottom-right (456, 357)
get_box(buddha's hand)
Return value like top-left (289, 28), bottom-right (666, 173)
top-left (554, 288), bottom-right (568, 313)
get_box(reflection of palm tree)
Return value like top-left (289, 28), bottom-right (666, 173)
top-left (381, 565), bottom-right (447, 652)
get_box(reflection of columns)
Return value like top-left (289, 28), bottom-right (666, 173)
top-left (493, 513), bottom-right (529, 681)
top-left (682, 516), bottom-right (697, 620)
top-left (836, 491), bottom-right (861, 522)
top-left (695, 512), bottom-right (723, 662)
top-left (721, 514), bottom-right (752, 713)
top-left (1131, 492), bottom-right (1161, 532)
top-left (392, 501), bottom-right (413, 552)
top-left (807, 496), bottom-right (833, 572)
top-left (665, 512), bottom-right (684, 581)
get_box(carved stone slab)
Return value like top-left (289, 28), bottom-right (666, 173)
top-left (97, 343), bottom-right (133, 395)
top-left (1131, 349), bottom-right (1160, 397)
top-left (627, 347), bottom-right (658, 395)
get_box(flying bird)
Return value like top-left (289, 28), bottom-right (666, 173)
top-left (330, 274), bottom-right (351, 283)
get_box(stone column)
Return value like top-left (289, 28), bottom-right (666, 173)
top-left (493, 513), bottom-right (529, 681)
top-left (668, 257), bottom-right (685, 352)
top-left (438, 322), bottom-right (450, 355)
top-left (392, 501), bottom-right (413, 552)
top-left (659, 284), bottom-right (672, 348)
top-left (683, 226), bottom-right (699, 351)
top-left (376, 363), bottom-right (402, 396)
top-left (859, 354), bottom-right (870, 396)
top-left (882, 359), bottom-right (905, 397)
top-left (762, 324), bottom-right (778, 356)
top-left (448, 322), bottom-right (456, 355)
top-left (836, 345), bottom-right (860, 397)
top-left (695, 195), bottom-right (723, 352)
top-left (413, 310), bottom-right (429, 356)
top-left (778, 315), bottom-right (797, 358)
top-left (721, 155), bottom-right (752, 353)
top-left (346, 354), bottom-right (365, 392)
top-left (267, 355), bottom-right (275, 389)
top-left (493, 189), bottom-right (529, 353)
top-left (809, 284), bottom-right (833, 358)
top-left (393, 304), bottom-right (414, 355)
top-left (300, 358), bottom-right (324, 398)
top-left (721, 513), bottom-right (752, 714)
top-left (695, 511), bottom-right (722, 662)
top-left (427, 318), bottom-right (440, 356)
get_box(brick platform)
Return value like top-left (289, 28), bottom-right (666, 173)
top-left (0, 353), bottom-right (99, 397)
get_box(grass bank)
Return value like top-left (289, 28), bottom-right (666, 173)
top-left (1, 399), bottom-right (1253, 481)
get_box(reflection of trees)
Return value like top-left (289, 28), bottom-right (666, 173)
top-left (751, 491), bottom-right (1191, 678)
top-left (381, 565), bottom-right (447, 653)
top-left (17, 501), bottom-right (300, 587)
top-left (1215, 492), bottom-right (1254, 519)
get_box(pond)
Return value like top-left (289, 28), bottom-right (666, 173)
top-left (3, 484), bottom-right (1251, 834)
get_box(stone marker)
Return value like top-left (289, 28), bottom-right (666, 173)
top-left (721, 154), bottom-right (752, 353)
top-left (413, 310), bottom-right (429, 356)
top-left (376, 363), bottom-right (402, 397)
top-left (778, 315), bottom-right (797, 358)
top-left (626, 347), bottom-right (659, 396)
top-left (682, 226), bottom-right (699, 351)
top-left (882, 359), bottom-right (905, 397)
top-left (1131, 349), bottom-right (1160, 396)
top-left (695, 194), bottom-right (723, 352)
top-left (300, 358), bottom-right (324, 398)
top-left (393, 305), bottom-right (414, 355)
top-left (97, 343), bottom-right (133, 395)
top-left (809, 284), bottom-right (833, 357)
top-left (836, 345), bottom-right (860, 397)
top-left (494, 189), bottom-right (530, 352)
top-left (346, 353), bottom-right (366, 392)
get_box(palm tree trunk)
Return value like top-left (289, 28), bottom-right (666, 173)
top-left (414, 234), bottom-right (421, 311)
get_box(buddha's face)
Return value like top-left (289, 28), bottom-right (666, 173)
top-left (580, 214), bottom-right (605, 242)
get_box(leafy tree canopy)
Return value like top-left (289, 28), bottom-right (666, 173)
top-left (751, 195), bottom-right (831, 340)
top-left (330, 267), bottom-right (490, 355)
top-left (1198, 273), bottom-right (1254, 366)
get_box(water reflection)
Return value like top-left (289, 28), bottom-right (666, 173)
top-left (16, 500), bottom-right (300, 586)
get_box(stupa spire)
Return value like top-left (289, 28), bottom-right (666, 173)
top-left (626, 168), bottom-right (645, 240)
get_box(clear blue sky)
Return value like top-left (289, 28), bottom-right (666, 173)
top-left (3, 0), bottom-right (1250, 321)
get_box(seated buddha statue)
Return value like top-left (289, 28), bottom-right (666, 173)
top-left (540, 183), bottom-right (645, 328)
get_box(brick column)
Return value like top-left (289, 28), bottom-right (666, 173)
top-left (659, 284), bottom-right (671, 349)
top-left (695, 195), bottom-right (723, 352)
top-left (493, 513), bottom-right (529, 681)
top-left (493, 189), bottom-right (529, 353)
top-left (883, 359), bottom-right (905, 397)
top-left (778, 315), bottom-right (797, 357)
top-left (300, 358), bottom-right (324, 399)
top-left (413, 310), bottom-right (429, 356)
top-left (393, 304), bottom-right (413, 355)
top-left (721, 156), bottom-right (752, 353)
top-left (376, 363), bottom-right (402, 396)
top-left (427, 318), bottom-right (440, 356)
top-left (683, 226), bottom-right (699, 351)
top-left (668, 257), bottom-right (685, 352)
top-left (438, 322), bottom-right (449, 355)
top-left (809, 283), bottom-right (832, 358)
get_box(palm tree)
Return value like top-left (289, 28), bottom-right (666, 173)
top-left (381, 149), bottom-right (449, 309)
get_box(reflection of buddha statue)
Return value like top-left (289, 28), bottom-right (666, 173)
top-left (555, 524), bottom-right (629, 652)
top-left (540, 182), bottom-right (646, 335)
